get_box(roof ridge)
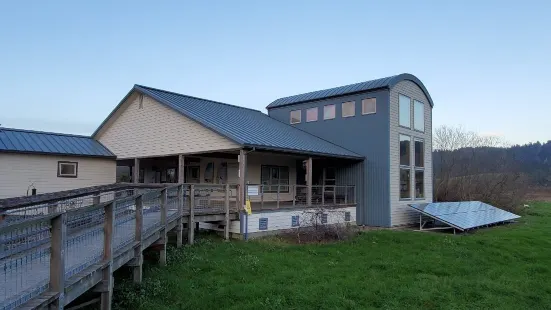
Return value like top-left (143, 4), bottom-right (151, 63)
top-left (0, 127), bottom-right (93, 139)
top-left (135, 84), bottom-right (262, 113)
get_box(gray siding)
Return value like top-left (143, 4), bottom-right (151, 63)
top-left (389, 81), bottom-right (433, 226)
top-left (268, 89), bottom-right (391, 226)
top-left (335, 161), bottom-right (364, 223)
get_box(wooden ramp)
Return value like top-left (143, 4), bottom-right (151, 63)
top-left (0, 184), bottom-right (238, 310)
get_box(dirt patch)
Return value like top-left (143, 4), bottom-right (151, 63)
top-left (526, 187), bottom-right (551, 202)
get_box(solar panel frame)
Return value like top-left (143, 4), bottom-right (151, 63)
top-left (409, 201), bottom-right (521, 231)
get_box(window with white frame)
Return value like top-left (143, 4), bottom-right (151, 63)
top-left (414, 139), bottom-right (424, 168)
top-left (323, 104), bottom-right (335, 120)
top-left (342, 101), bottom-right (355, 117)
top-left (400, 135), bottom-right (411, 166)
top-left (58, 161), bottom-right (78, 178)
top-left (362, 98), bottom-right (376, 115)
top-left (290, 110), bottom-right (301, 124)
top-left (399, 94), bottom-right (411, 128)
top-left (415, 170), bottom-right (424, 199)
top-left (400, 168), bottom-right (411, 199)
top-left (306, 107), bottom-right (318, 122)
top-left (261, 165), bottom-right (289, 193)
top-left (414, 100), bottom-right (424, 132)
top-left (399, 134), bottom-right (411, 199)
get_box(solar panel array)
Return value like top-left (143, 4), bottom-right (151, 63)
top-left (409, 201), bottom-right (520, 231)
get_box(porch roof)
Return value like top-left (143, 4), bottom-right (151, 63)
top-left (108, 85), bottom-right (363, 159)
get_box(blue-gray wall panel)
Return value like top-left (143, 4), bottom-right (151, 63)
top-left (268, 90), bottom-right (390, 226)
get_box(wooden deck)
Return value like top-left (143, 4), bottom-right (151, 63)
top-left (0, 184), bottom-right (238, 310)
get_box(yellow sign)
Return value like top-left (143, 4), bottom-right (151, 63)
top-left (244, 199), bottom-right (252, 215)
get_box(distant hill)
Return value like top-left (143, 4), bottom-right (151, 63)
top-left (433, 140), bottom-right (551, 186)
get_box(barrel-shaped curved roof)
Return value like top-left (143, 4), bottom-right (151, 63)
top-left (267, 73), bottom-right (433, 109)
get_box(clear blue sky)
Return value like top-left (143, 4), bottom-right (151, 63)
top-left (0, 0), bottom-right (549, 145)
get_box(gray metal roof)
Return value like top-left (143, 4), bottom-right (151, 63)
top-left (123, 85), bottom-right (362, 159)
top-left (267, 73), bottom-right (434, 109)
top-left (0, 128), bottom-right (115, 158)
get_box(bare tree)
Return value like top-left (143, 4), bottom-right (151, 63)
top-left (433, 125), bottom-right (526, 212)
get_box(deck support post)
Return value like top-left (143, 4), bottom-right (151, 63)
top-left (159, 188), bottom-right (168, 266)
top-left (133, 158), bottom-right (140, 184)
top-left (133, 195), bottom-right (143, 284)
top-left (224, 184), bottom-right (230, 240)
top-left (100, 202), bottom-right (115, 310)
top-left (306, 157), bottom-right (313, 207)
top-left (188, 185), bottom-right (195, 245)
top-left (50, 213), bottom-right (67, 309)
top-left (176, 184), bottom-right (184, 247)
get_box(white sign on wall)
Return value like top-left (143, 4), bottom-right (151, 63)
top-left (247, 185), bottom-right (259, 196)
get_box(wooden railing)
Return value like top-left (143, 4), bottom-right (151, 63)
top-left (246, 185), bottom-right (356, 210)
top-left (0, 184), bottom-right (238, 310)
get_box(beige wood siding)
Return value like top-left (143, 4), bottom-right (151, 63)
top-left (0, 153), bottom-right (116, 199)
top-left (389, 80), bottom-right (433, 226)
top-left (95, 92), bottom-right (240, 159)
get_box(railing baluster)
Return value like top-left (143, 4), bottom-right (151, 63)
top-left (276, 185), bottom-right (280, 209)
top-left (292, 185), bottom-right (296, 207)
top-left (345, 186), bottom-right (348, 205)
top-left (333, 186), bottom-right (336, 205)
top-left (50, 212), bottom-right (67, 309)
top-left (322, 185), bottom-right (325, 206)
top-left (261, 185), bottom-right (264, 209)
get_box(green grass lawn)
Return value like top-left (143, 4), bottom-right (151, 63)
top-left (113, 202), bottom-right (551, 310)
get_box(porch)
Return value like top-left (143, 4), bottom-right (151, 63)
top-left (116, 148), bottom-right (361, 212)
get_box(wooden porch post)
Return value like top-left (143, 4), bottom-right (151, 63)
top-left (178, 155), bottom-right (185, 184)
top-left (50, 213), bottom-right (67, 309)
top-left (176, 184), bottom-right (184, 247)
top-left (238, 149), bottom-right (247, 210)
top-left (133, 195), bottom-right (143, 283)
top-left (306, 157), bottom-right (313, 206)
top-left (188, 185), bottom-right (195, 245)
top-left (159, 188), bottom-right (168, 266)
top-left (133, 158), bottom-right (140, 184)
top-left (224, 184), bottom-right (230, 240)
top-left (100, 202), bottom-right (115, 310)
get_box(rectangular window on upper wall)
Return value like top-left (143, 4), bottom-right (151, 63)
top-left (400, 168), bottom-right (411, 199)
top-left (414, 100), bottom-right (425, 132)
top-left (415, 170), bottom-right (424, 199)
top-left (415, 139), bottom-right (424, 168)
top-left (290, 110), bottom-right (301, 124)
top-left (399, 94), bottom-right (411, 128)
top-left (399, 135), bottom-right (411, 166)
top-left (306, 107), bottom-right (318, 122)
top-left (58, 161), bottom-right (78, 178)
top-left (324, 104), bottom-right (336, 120)
top-left (362, 98), bottom-right (376, 115)
top-left (342, 101), bottom-right (355, 117)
